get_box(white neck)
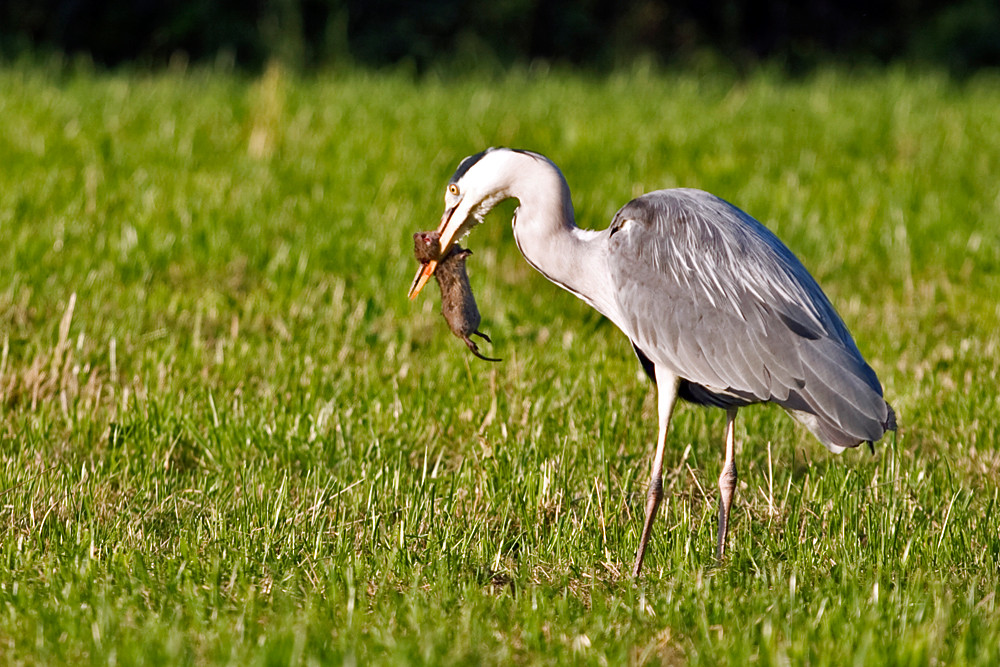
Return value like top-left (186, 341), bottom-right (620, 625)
top-left (498, 153), bottom-right (621, 325)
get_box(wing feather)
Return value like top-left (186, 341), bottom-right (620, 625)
top-left (608, 189), bottom-right (890, 448)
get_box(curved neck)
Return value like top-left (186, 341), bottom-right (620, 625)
top-left (503, 153), bottom-right (620, 324)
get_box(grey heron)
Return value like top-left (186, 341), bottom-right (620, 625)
top-left (408, 148), bottom-right (896, 576)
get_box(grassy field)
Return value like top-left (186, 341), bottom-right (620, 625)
top-left (1, 60), bottom-right (998, 664)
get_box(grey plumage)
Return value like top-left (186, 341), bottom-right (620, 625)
top-left (409, 147), bottom-right (896, 575)
top-left (608, 189), bottom-right (895, 452)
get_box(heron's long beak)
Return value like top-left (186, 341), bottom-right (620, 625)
top-left (407, 203), bottom-right (467, 300)
top-left (407, 259), bottom-right (437, 300)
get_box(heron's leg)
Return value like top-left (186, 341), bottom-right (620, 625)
top-left (633, 372), bottom-right (680, 577)
top-left (715, 408), bottom-right (739, 561)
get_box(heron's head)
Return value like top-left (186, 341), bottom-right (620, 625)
top-left (408, 148), bottom-right (525, 299)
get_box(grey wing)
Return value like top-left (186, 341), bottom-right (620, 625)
top-left (607, 189), bottom-right (893, 450)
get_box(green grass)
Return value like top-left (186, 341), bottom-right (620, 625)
top-left (1, 59), bottom-right (999, 664)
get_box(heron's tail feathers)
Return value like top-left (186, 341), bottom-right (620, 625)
top-left (773, 333), bottom-right (896, 453)
top-left (784, 396), bottom-right (895, 454)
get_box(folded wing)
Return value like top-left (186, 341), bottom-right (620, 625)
top-left (607, 189), bottom-right (894, 451)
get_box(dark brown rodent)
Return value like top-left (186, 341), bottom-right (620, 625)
top-left (413, 231), bottom-right (500, 362)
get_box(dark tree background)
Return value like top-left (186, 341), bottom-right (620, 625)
top-left (2, 0), bottom-right (999, 73)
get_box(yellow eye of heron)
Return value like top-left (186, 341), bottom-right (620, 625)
top-left (448, 183), bottom-right (460, 196)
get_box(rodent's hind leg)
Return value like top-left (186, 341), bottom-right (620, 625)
top-left (463, 335), bottom-right (501, 362)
